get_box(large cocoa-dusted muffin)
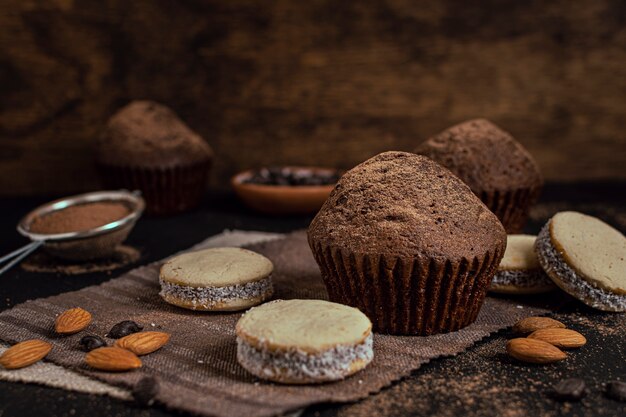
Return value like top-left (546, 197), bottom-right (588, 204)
top-left (95, 100), bottom-right (213, 215)
top-left (308, 151), bottom-right (506, 335)
top-left (415, 119), bottom-right (543, 233)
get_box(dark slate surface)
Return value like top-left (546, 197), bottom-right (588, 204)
top-left (0, 183), bottom-right (624, 417)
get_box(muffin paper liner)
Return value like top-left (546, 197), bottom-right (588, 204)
top-left (97, 160), bottom-right (211, 215)
top-left (309, 238), bottom-right (503, 335)
top-left (479, 185), bottom-right (542, 233)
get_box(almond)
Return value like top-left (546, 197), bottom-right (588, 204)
top-left (55, 307), bottom-right (92, 334)
top-left (528, 328), bottom-right (586, 349)
top-left (85, 347), bottom-right (142, 371)
top-left (0, 340), bottom-right (52, 369)
top-left (512, 317), bottom-right (566, 335)
top-left (115, 331), bottom-right (170, 356)
top-left (506, 338), bottom-right (567, 364)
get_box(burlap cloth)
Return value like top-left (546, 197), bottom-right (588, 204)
top-left (0, 230), bottom-right (550, 417)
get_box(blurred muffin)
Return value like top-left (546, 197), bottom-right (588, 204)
top-left (95, 100), bottom-right (213, 215)
top-left (308, 151), bottom-right (506, 335)
top-left (415, 119), bottom-right (542, 233)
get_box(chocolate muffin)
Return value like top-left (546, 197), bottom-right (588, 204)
top-left (415, 119), bottom-right (543, 233)
top-left (308, 151), bottom-right (506, 335)
top-left (95, 101), bottom-right (213, 215)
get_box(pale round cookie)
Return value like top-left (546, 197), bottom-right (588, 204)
top-left (236, 299), bottom-right (373, 384)
top-left (489, 235), bottom-right (556, 294)
top-left (535, 211), bottom-right (626, 312)
top-left (159, 247), bottom-right (274, 311)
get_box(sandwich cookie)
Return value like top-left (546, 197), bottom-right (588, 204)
top-left (236, 299), bottom-right (373, 384)
top-left (535, 211), bottom-right (626, 312)
top-left (159, 247), bottom-right (273, 311)
top-left (489, 235), bottom-right (556, 294)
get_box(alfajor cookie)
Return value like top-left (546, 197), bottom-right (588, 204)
top-left (159, 247), bottom-right (274, 311)
top-left (236, 299), bottom-right (373, 384)
top-left (535, 211), bottom-right (626, 312)
top-left (490, 235), bottom-right (556, 294)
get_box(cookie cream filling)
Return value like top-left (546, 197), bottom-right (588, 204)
top-left (491, 269), bottom-right (554, 288)
top-left (159, 276), bottom-right (273, 309)
top-left (237, 333), bottom-right (374, 383)
top-left (536, 222), bottom-right (626, 312)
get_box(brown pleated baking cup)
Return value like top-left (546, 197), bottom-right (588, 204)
top-left (97, 160), bottom-right (211, 215)
top-left (479, 185), bottom-right (542, 234)
top-left (308, 239), bottom-right (504, 335)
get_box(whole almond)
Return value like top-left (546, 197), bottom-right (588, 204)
top-left (506, 338), bottom-right (567, 364)
top-left (115, 331), bottom-right (170, 356)
top-left (55, 307), bottom-right (92, 334)
top-left (86, 347), bottom-right (142, 371)
top-left (528, 328), bottom-right (586, 349)
top-left (0, 340), bottom-right (52, 369)
top-left (512, 317), bottom-right (565, 335)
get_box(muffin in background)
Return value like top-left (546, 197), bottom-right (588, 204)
top-left (95, 100), bottom-right (213, 215)
top-left (415, 119), bottom-right (543, 233)
top-left (308, 151), bottom-right (506, 336)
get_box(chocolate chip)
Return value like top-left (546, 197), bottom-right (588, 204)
top-left (78, 335), bottom-right (107, 352)
top-left (133, 376), bottom-right (159, 406)
top-left (606, 381), bottom-right (626, 402)
top-left (552, 378), bottom-right (586, 401)
top-left (106, 320), bottom-right (143, 339)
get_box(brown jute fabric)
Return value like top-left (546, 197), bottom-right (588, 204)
top-left (0, 231), bottom-right (550, 417)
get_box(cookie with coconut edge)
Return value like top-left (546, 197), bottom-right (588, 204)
top-left (236, 299), bottom-right (373, 384)
top-left (159, 247), bottom-right (273, 311)
top-left (535, 211), bottom-right (626, 312)
top-left (489, 234), bottom-right (556, 294)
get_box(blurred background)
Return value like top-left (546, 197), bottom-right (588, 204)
top-left (1, 0), bottom-right (625, 196)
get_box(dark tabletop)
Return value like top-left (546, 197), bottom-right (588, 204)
top-left (0, 182), bottom-right (624, 417)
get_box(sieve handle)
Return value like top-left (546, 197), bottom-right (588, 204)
top-left (0, 240), bottom-right (44, 276)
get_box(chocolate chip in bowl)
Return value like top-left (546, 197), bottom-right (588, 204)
top-left (231, 166), bottom-right (341, 215)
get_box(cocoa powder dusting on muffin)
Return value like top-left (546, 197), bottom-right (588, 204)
top-left (95, 100), bottom-right (213, 215)
top-left (308, 151), bottom-right (506, 335)
top-left (29, 202), bottom-right (130, 235)
top-left (415, 119), bottom-right (543, 233)
top-left (96, 100), bottom-right (213, 168)
top-left (415, 119), bottom-right (542, 193)
top-left (309, 151), bottom-right (506, 260)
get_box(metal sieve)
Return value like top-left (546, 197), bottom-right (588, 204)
top-left (0, 190), bottom-right (145, 276)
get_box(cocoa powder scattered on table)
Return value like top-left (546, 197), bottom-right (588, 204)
top-left (29, 202), bottom-right (130, 234)
top-left (21, 245), bottom-right (140, 275)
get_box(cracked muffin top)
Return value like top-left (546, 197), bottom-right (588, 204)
top-left (96, 100), bottom-right (213, 168)
top-left (308, 151), bottom-right (506, 261)
top-left (415, 119), bottom-right (542, 193)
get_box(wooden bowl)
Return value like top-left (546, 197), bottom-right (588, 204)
top-left (231, 167), bottom-right (338, 215)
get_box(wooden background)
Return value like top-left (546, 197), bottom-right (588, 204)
top-left (1, 0), bottom-right (625, 195)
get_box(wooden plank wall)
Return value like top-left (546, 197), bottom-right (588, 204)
top-left (1, 0), bottom-right (625, 195)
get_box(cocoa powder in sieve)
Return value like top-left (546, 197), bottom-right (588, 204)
top-left (29, 202), bottom-right (130, 235)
